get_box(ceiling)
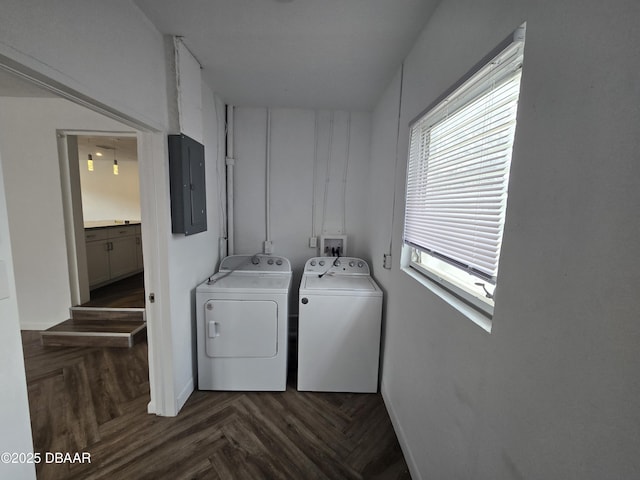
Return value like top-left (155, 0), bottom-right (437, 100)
top-left (78, 136), bottom-right (138, 163)
top-left (0, 1), bottom-right (439, 110)
top-left (134, 0), bottom-right (439, 110)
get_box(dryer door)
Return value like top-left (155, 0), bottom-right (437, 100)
top-left (204, 300), bottom-right (278, 358)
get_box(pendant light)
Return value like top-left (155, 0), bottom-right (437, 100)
top-left (87, 137), bottom-right (94, 171)
top-left (113, 147), bottom-right (119, 175)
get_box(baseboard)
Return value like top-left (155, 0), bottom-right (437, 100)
top-left (20, 321), bottom-right (57, 331)
top-left (381, 380), bottom-right (422, 480)
top-left (176, 377), bottom-right (194, 414)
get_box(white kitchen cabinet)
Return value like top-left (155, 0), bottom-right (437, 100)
top-left (109, 235), bottom-right (138, 279)
top-left (85, 224), bottom-right (143, 289)
top-left (86, 238), bottom-right (111, 286)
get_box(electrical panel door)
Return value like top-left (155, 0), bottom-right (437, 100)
top-left (168, 134), bottom-right (206, 235)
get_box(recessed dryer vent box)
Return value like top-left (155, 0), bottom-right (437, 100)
top-left (320, 235), bottom-right (347, 256)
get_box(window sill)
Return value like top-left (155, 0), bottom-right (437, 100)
top-left (401, 266), bottom-right (493, 333)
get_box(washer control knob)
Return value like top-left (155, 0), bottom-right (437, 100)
top-left (357, 262), bottom-right (364, 268)
top-left (349, 261), bottom-right (355, 267)
top-left (301, 297), bottom-right (309, 305)
top-left (251, 256), bottom-right (260, 265)
top-left (334, 260), bottom-right (341, 266)
top-left (310, 260), bottom-right (316, 266)
top-left (276, 259), bottom-right (283, 265)
top-left (267, 258), bottom-right (274, 265)
top-left (319, 260), bottom-right (325, 266)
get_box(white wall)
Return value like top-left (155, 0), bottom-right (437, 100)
top-left (156, 35), bottom-right (226, 410)
top-left (165, 83), bottom-right (225, 410)
top-left (0, 152), bottom-right (35, 480)
top-left (78, 145), bottom-right (141, 223)
top-left (0, 1), bottom-right (226, 418)
top-left (0, 98), bottom-right (136, 330)
top-left (0, 0), bottom-right (168, 130)
top-left (233, 107), bottom-right (371, 307)
top-left (175, 39), bottom-right (204, 144)
top-left (369, 0), bottom-right (640, 479)
top-left (367, 69), bottom-right (402, 287)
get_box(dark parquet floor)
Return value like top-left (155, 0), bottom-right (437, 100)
top-left (21, 331), bottom-right (411, 480)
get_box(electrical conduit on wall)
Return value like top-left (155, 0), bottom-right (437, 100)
top-left (215, 95), bottom-right (227, 260)
top-left (320, 111), bottom-right (334, 236)
top-left (317, 111), bottom-right (351, 240)
top-left (230, 108), bottom-right (357, 259)
top-left (226, 105), bottom-right (235, 255)
top-left (265, 108), bottom-right (272, 253)
top-left (311, 111), bottom-right (319, 242)
top-left (342, 112), bottom-right (351, 235)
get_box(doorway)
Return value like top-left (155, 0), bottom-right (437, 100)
top-left (75, 134), bottom-right (145, 309)
top-left (0, 62), bottom-right (171, 419)
top-left (37, 132), bottom-right (148, 348)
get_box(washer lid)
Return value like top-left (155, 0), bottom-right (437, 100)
top-left (300, 274), bottom-right (382, 296)
top-left (198, 272), bottom-right (292, 294)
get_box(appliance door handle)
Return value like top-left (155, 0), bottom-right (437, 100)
top-left (207, 320), bottom-right (220, 338)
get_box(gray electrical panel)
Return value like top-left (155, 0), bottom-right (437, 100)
top-left (168, 134), bottom-right (207, 236)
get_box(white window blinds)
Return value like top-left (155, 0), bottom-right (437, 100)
top-left (404, 40), bottom-right (524, 283)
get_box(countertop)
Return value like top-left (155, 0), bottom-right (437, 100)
top-left (84, 220), bottom-right (141, 229)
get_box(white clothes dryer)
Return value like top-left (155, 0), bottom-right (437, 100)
top-left (297, 257), bottom-right (382, 393)
top-left (196, 254), bottom-right (291, 391)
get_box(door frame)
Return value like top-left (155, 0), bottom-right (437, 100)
top-left (58, 130), bottom-right (139, 306)
top-left (0, 58), bottom-right (174, 416)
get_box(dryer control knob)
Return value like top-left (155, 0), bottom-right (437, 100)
top-left (276, 259), bottom-right (283, 265)
top-left (357, 262), bottom-right (364, 268)
top-left (310, 260), bottom-right (316, 266)
top-left (267, 258), bottom-right (274, 265)
top-left (319, 260), bottom-right (325, 266)
top-left (251, 256), bottom-right (260, 265)
top-left (301, 298), bottom-right (309, 304)
top-left (349, 261), bottom-right (355, 267)
top-left (334, 260), bottom-right (341, 266)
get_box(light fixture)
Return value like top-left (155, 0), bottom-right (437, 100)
top-left (95, 152), bottom-right (103, 157)
top-left (113, 146), bottom-right (119, 175)
top-left (87, 154), bottom-right (94, 172)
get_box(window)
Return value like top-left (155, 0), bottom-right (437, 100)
top-left (402, 27), bottom-right (525, 320)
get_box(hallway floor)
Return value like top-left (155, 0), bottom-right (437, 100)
top-left (21, 331), bottom-right (411, 479)
top-left (81, 273), bottom-right (145, 308)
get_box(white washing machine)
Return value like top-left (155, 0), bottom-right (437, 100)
top-left (196, 254), bottom-right (291, 391)
top-left (297, 257), bottom-right (383, 393)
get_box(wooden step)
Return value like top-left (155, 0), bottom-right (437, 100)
top-left (70, 306), bottom-right (145, 322)
top-left (41, 308), bottom-right (146, 348)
